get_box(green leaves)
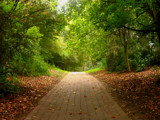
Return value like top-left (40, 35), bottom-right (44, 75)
top-left (26, 26), bottom-right (43, 39)
top-left (109, 11), bottom-right (130, 29)
top-left (3, 4), bottom-right (12, 13)
top-left (0, 1), bottom-right (13, 13)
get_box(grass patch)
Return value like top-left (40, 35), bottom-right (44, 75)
top-left (52, 67), bottom-right (69, 73)
top-left (85, 68), bottom-right (104, 73)
top-left (50, 66), bottom-right (69, 79)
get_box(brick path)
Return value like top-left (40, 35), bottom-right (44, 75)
top-left (25, 72), bottom-right (130, 120)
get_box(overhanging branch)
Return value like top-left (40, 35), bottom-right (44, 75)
top-left (123, 26), bottom-right (157, 33)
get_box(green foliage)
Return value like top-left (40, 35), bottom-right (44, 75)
top-left (130, 53), bottom-right (153, 72)
top-left (26, 26), bottom-right (43, 38)
top-left (0, 0), bottom-right (66, 97)
top-left (0, 68), bottom-right (21, 98)
top-left (128, 34), bottom-right (157, 72)
top-left (9, 55), bottom-right (49, 76)
top-left (64, 0), bottom-right (160, 73)
top-left (106, 49), bottom-right (126, 72)
top-left (0, 0), bottom-right (66, 74)
top-left (53, 53), bottom-right (81, 71)
top-left (0, 0), bottom-right (13, 13)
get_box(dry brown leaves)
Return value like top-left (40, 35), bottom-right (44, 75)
top-left (0, 70), bottom-right (64, 120)
top-left (93, 68), bottom-right (160, 120)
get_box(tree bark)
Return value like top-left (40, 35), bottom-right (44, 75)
top-left (124, 45), bottom-right (131, 72)
top-left (155, 17), bottom-right (160, 44)
top-left (0, 27), bottom-right (5, 67)
top-left (119, 28), bottom-right (131, 72)
top-left (156, 30), bottom-right (160, 44)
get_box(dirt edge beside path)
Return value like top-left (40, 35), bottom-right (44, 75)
top-left (0, 70), bottom-right (68, 120)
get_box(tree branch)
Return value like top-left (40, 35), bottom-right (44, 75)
top-left (123, 26), bottom-right (157, 33)
top-left (101, 0), bottom-right (150, 5)
top-left (9, 0), bottom-right (20, 16)
top-left (135, 20), bottom-right (154, 28)
top-left (118, 29), bottom-right (125, 47)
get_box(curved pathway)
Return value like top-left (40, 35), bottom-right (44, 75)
top-left (25, 72), bottom-right (130, 120)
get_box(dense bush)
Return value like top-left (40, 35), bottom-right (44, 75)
top-left (53, 53), bottom-right (81, 71)
top-left (0, 68), bottom-right (21, 98)
top-left (106, 48), bottom-right (126, 72)
top-left (9, 55), bottom-right (49, 76)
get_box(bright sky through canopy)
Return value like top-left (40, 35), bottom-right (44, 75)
top-left (58, 0), bottom-right (69, 10)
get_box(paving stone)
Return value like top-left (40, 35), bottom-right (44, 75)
top-left (25, 72), bottom-right (131, 120)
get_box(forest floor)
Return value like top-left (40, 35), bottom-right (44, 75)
top-left (0, 70), bottom-right (67, 120)
top-left (91, 67), bottom-right (160, 120)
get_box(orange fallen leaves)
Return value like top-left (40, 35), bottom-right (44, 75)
top-left (69, 112), bottom-right (72, 115)
top-left (43, 10), bottom-right (48, 15)
top-left (84, 95), bottom-right (87, 98)
top-left (78, 112), bottom-right (82, 115)
top-left (84, 112), bottom-right (88, 114)
top-left (121, 105), bottom-right (126, 108)
top-left (155, 106), bottom-right (158, 110)
top-left (0, 73), bottom-right (61, 120)
top-left (23, 105), bottom-right (27, 109)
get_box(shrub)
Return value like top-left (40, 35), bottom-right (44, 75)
top-left (9, 55), bottom-right (49, 76)
top-left (130, 53), bottom-right (154, 72)
top-left (106, 49), bottom-right (126, 72)
top-left (0, 68), bottom-right (21, 98)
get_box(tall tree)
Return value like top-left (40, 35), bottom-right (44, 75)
top-left (118, 28), bottom-right (131, 72)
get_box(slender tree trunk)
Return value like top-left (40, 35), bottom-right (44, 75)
top-left (0, 30), bottom-right (5, 67)
top-left (83, 63), bottom-right (86, 71)
top-left (155, 18), bottom-right (160, 44)
top-left (119, 28), bottom-right (131, 72)
top-left (156, 30), bottom-right (160, 44)
top-left (124, 45), bottom-right (131, 72)
top-left (155, 27), bottom-right (160, 86)
top-left (152, 8), bottom-right (160, 44)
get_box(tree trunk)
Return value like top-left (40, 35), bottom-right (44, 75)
top-left (119, 28), bottom-right (131, 72)
top-left (83, 63), bottom-right (86, 71)
top-left (156, 28), bottom-right (160, 44)
top-left (0, 30), bottom-right (5, 67)
top-left (155, 15), bottom-right (160, 44)
top-left (124, 45), bottom-right (131, 72)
